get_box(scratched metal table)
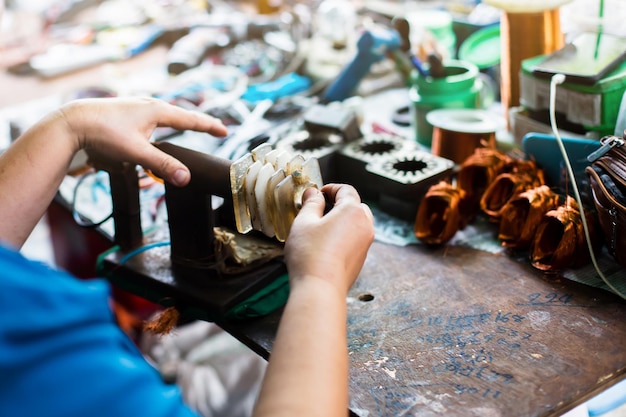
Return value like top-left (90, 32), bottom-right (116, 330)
top-left (343, 242), bottom-right (626, 416)
top-left (101, 228), bottom-right (626, 417)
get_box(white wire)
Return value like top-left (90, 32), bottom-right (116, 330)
top-left (548, 73), bottom-right (626, 300)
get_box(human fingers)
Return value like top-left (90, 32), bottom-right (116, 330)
top-left (122, 99), bottom-right (229, 184)
top-left (122, 99), bottom-right (228, 186)
top-left (97, 97), bottom-right (229, 137)
top-left (285, 183), bottom-right (374, 293)
top-left (321, 184), bottom-right (375, 273)
top-left (63, 98), bottom-right (228, 186)
top-left (296, 187), bottom-right (326, 220)
top-left (135, 141), bottom-right (193, 186)
top-left (321, 183), bottom-right (374, 223)
top-left (150, 99), bottom-right (229, 137)
top-left (61, 98), bottom-right (229, 154)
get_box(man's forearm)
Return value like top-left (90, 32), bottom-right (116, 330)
top-left (0, 111), bottom-right (77, 248)
top-left (253, 276), bottom-right (350, 417)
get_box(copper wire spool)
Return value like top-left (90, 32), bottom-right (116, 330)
top-left (501, 9), bottom-right (564, 109)
top-left (427, 109), bottom-right (502, 164)
top-left (483, 1), bottom-right (570, 114)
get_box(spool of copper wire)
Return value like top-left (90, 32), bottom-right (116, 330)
top-left (257, 0), bottom-right (282, 14)
top-left (427, 108), bottom-right (503, 164)
top-left (483, 1), bottom-right (571, 113)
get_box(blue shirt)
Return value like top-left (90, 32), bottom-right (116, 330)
top-left (0, 244), bottom-right (199, 417)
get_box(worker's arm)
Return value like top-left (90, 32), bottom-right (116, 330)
top-left (253, 184), bottom-right (375, 417)
top-left (0, 97), bottom-right (227, 249)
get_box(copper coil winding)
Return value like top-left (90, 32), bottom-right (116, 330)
top-left (457, 147), bottom-right (512, 215)
top-left (530, 196), bottom-right (599, 272)
top-left (498, 185), bottom-right (560, 250)
top-left (414, 181), bottom-right (466, 246)
top-left (480, 159), bottom-right (546, 222)
top-left (501, 159), bottom-right (546, 181)
top-left (415, 149), bottom-right (552, 248)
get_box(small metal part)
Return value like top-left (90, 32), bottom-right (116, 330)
top-left (366, 150), bottom-right (455, 221)
top-left (339, 132), bottom-right (416, 164)
top-left (276, 129), bottom-right (342, 181)
top-left (302, 104), bottom-right (362, 142)
top-left (366, 150), bottom-right (454, 185)
top-left (587, 135), bottom-right (624, 163)
top-left (231, 143), bottom-right (324, 241)
top-left (336, 133), bottom-right (454, 220)
top-left (335, 132), bottom-right (417, 200)
top-left (230, 153), bottom-right (254, 234)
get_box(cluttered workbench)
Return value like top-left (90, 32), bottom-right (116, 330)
top-left (98, 223), bottom-right (626, 417)
top-left (2, 1), bottom-right (626, 416)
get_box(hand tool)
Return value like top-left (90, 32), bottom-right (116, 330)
top-left (322, 27), bottom-right (401, 102)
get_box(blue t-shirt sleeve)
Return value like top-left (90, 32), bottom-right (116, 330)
top-left (0, 245), bottom-right (200, 417)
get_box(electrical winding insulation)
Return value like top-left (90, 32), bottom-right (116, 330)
top-left (230, 143), bottom-right (323, 242)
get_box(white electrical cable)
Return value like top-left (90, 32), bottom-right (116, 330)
top-left (548, 73), bottom-right (626, 300)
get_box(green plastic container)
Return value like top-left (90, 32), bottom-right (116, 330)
top-left (520, 55), bottom-right (626, 137)
top-left (458, 24), bottom-right (501, 71)
top-left (409, 60), bottom-right (493, 147)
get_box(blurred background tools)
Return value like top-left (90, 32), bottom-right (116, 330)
top-left (322, 26), bottom-right (400, 103)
